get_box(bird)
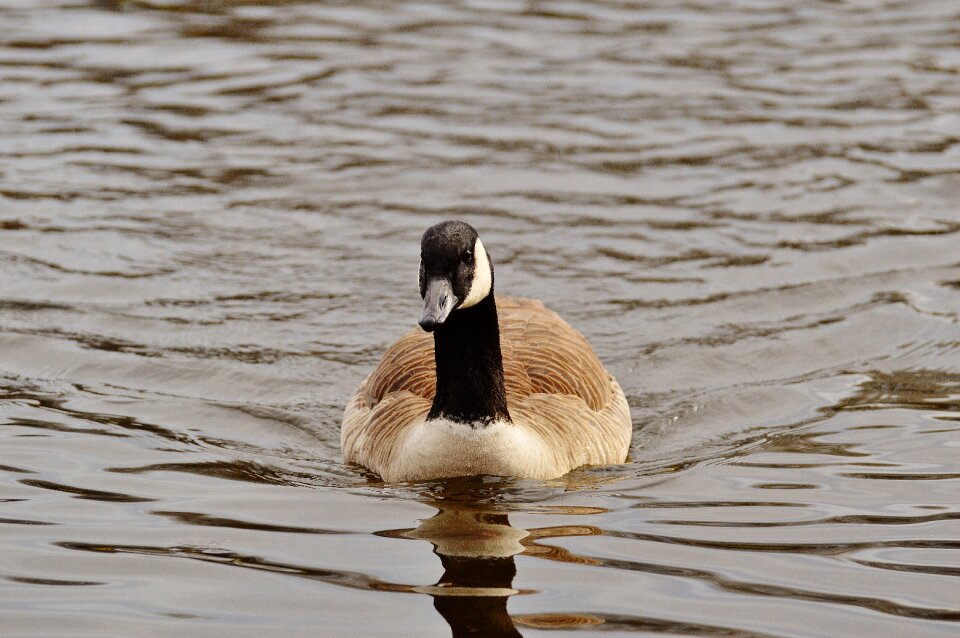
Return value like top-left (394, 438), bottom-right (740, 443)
top-left (341, 220), bottom-right (632, 482)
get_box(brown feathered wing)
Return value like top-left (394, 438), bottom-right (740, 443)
top-left (341, 296), bottom-right (631, 479)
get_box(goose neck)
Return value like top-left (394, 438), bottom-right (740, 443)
top-left (429, 294), bottom-right (510, 425)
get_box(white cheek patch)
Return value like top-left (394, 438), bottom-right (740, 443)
top-left (460, 238), bottom-right (492, 309)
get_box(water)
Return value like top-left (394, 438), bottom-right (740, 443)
top-left (2, 1), bottom-right (959, 635)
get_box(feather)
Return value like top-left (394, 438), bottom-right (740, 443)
top-left (342, 296), bottom-right (632, 481)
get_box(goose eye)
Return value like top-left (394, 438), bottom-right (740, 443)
top-left (462, 250), bottom-right (473, 265)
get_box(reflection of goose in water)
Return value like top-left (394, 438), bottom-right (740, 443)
top-left (379, 490), bottom-right (608, 637)
top-left (405, 508), bottom-right (526, 638)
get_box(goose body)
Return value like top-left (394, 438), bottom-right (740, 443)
top-left (341, 222), bottom-right (632, 482)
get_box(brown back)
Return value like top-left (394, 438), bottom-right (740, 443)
top-left (363, 296), bottom-right (610, 412)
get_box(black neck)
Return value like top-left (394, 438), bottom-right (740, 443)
top-left (429, 294), bottom-right (511, 425)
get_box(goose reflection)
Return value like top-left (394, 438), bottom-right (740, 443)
top-left (380, 489), bottom-right (607, 637)
top-left (405, 506), bottom-right (526, 637)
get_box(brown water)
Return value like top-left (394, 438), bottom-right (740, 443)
top-left (2, 1), bottom-right (960, 636)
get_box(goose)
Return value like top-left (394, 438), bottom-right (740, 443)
top-left (341, 220), bottom-right (632, 482)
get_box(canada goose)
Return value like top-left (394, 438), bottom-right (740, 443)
top-left (341, 220), bottom-right (632, 482)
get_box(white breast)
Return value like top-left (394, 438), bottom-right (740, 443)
top-left (387, 417), bottom-right (551, 482)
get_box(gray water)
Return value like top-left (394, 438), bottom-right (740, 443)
top-left (2, 1), bottom-right (960, 636)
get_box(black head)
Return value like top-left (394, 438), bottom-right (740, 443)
top-left (418, 221), bottom-right (493, 331)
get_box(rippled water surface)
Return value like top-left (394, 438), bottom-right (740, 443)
top-left (2, 1), bottom-right (960, 636)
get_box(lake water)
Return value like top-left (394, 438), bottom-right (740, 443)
top-left (2, 1), bottom-right (960, 636)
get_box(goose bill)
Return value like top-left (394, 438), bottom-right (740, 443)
top-left (419, 278), bottom-right (458, 331)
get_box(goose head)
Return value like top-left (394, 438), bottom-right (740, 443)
top-left (418, 220), bottom-right (493, 332)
